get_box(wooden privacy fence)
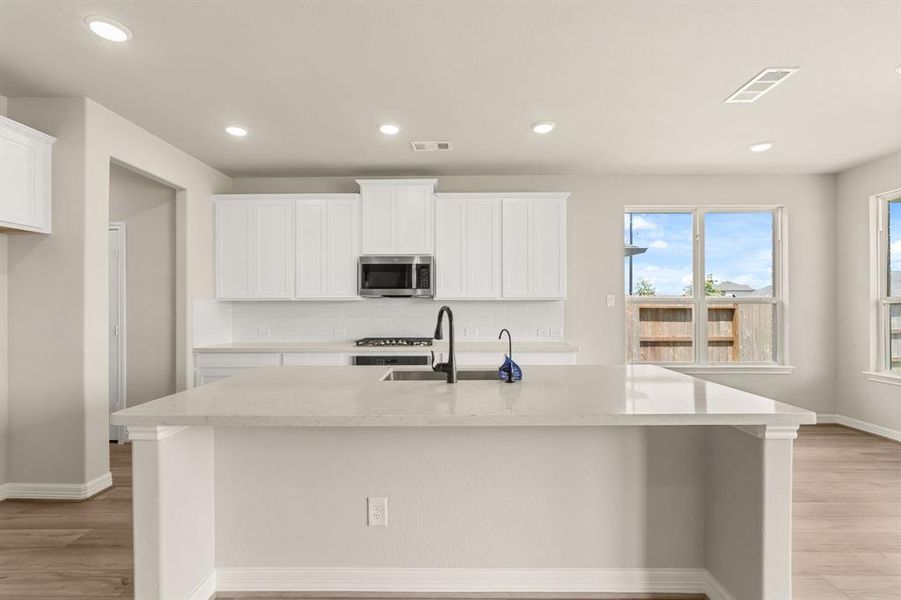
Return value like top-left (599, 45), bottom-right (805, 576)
top-left (625, 302), bottom-right (774, 363)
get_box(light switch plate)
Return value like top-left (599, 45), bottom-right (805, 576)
top-left (606, 294), bottom-right (616, 308)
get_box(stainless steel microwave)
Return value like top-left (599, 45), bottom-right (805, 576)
top-left (358, 255), bottom-right (433, 298)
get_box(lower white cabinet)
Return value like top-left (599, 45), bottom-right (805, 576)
top-left (0, 116), bottom-right (55, 233)
top-left (435, 194), bottom-right (502, 299)
top-left (282, 353), bottom-right (350, 366)
top-left (193, 350), bottom-right (576, 385)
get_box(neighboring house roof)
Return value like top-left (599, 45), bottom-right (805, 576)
top-left (752, 285), bottom-right (773, 297)
top-left (714, 281), bottom-right (754, 292)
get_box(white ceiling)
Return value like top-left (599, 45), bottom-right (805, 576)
top-left (1, 1), bottom-right (899, 177)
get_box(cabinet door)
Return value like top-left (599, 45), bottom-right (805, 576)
top-left (361, 186), bottom-right (395, 254)
top-left (0, 127), bottom-right (37, 228)
top-left (325, 197), bottom-right (360, 297)
top-left (216, 200), bottom-right (254, 298)
top-left (295, 199), bottom-right (327, 297)
top-left (434, 197), bottom-right (465, 298)
top-left (465, 197), bottom-right (502, 298)
top-left (254, 199), bottom-right (295, 298)
top-left (531, 198), bottom-right (566, 298)
top-left (502, 198), bottom-right (532, 298)
top-left (395, 186), bottom-right (433, 254)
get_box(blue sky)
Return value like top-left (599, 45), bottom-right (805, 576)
top-left (624, 211), bottom-right (773, 296)
top-left (891, 200), bottom-right (900, 273)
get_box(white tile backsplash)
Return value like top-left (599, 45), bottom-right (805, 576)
top-left (195, 299), bottom-right (563, 344)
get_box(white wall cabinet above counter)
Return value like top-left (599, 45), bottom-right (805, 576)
top-left (435, 194), bottom-right (502, 299)
top-left (0, 115), bottom-right (55, 233)
top-left (435, 193), bottom-right (568, 300)
top-left (358, 179), bottom-right (436, 255)
top-left (214, 194), bottom-right (360, 300)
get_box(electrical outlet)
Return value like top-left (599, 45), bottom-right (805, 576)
top-left (464, 327), bottom-right (478, 337)
top-left (550, 329), bottom-right (563, 337)
top-left (538, 328), bottom-right (550, 337)
top-left (333, 328), bottom-right (347, 338)
top-left (367, 496), bottom-right (388, 526)
top-left (606, 294), bottom-right (616, 308)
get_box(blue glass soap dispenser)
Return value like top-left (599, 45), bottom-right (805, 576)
top-left (497, 328), bottom-right (522, 383)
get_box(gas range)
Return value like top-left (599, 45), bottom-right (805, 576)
top-left (354, 337), bottom-right (433, 348)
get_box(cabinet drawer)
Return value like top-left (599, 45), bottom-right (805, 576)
top-left (282, 353), bottom-right (349, 366)
top-left (194, 352), bottom-right (282, 368)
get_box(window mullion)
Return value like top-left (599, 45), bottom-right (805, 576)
top-left (695, 209), bottom-right (707, 365)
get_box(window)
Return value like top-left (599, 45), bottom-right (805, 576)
top-left (874, 193), bottom-right (901, 374)
top-left (624, 207), bottom-right (784, 366)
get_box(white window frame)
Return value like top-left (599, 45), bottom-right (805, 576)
top-left (624, 205), bottom-right (791, 374)
top-left (865, 190), bottom-right (901, 386)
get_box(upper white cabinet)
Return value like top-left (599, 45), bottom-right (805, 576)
top-left (216, 196), bottom-right (294, 299)
top-left (216, 199), bottom-right (254, 299)
top-left (435, 194), bottom-right (502, 299)
top-left (0, 115), bottom-right (55, 233)
top-left (295, 195), bottom-right (360, 299)
top-left (502, 194), bottom-right (568, 299)
top-left (215, 194), bottom-right (359, 300)
top-left (253, 199), bottom-right (295, 298)
top-left (358, 179), bottom-right (436, 255)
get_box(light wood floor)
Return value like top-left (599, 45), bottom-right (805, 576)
top-left (0, 425), bottom-right (898, 599)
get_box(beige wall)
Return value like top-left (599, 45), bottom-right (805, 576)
top-left (835, 151), bottom-right (901, 432)
top-left (109, 164), bottom-right (177, 407)
top-left (232, 174), bottom-right (838, 415)
top-left (4, 97), bottom-right (228, 488)
top-left (0, 94), bottom-right (8, 487)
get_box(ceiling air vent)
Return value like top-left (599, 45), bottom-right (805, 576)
top-left (410, 141), bottom-right (453, 152)
top-left (724, 68), bottom-right (799, 103)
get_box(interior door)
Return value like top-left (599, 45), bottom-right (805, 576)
top-left (108, 226), bottom-right (125, 442)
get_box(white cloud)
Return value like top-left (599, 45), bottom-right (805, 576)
top-left (891, 240), bottom-right (901, 255)
top-left (630, 216), bottom-right (657, 231)
top-left (681, 274), bottom-right (693, 285)
top-left (649, 240), bottom-right (668, 249)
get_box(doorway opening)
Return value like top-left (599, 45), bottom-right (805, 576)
top-left (108, 163), bottom-right (177, 442)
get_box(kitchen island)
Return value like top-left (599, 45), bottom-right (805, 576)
top-left (112, 364), bottom-right (815, 600)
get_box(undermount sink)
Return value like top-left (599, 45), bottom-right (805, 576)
top-left (382, 369), bottom-right (499, 382)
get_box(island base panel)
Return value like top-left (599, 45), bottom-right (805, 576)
top-left (127, 425), bottom-right (796, 600)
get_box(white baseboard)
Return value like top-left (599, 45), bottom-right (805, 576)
top-left (814, 413), bottom-right (901, 442)
top-left (187, 570), bottom-right (217, 600)
top-left (0, 471), bottom-right (112, 501)
top-left (214, 567), bottom-right (734, 599)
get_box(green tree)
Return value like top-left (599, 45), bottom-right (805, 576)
top-left (683, 274), bottom-right (723, 297)
top-left (635, 278), bottom-right (657, 296)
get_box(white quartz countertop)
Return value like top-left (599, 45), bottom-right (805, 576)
top-left (112, 364), bottom-right (816, 428)
top-left (193, 341), bottom-right (580, 354)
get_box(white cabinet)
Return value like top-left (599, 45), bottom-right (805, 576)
top-left (295, 195), bottom-right (360, 299)
top-left (502, 195), bottom-right (568, 299)
top-left (216, 199), bottom-right (254, 298)
top-left (216, 197), bottom-right (294, 299)
top-left (215, 194), bottom-right (360, 300)
top-left (435, 194), bottom-right (502, 299)
top-left (0, 115), bottom-right (55, 233)
top-left (254, 199), bottom-right (295, 298)
top-left (358, 179), bottom-right (436, 255)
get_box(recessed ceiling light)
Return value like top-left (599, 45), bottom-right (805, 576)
top-left (225, 125), bottom-right (248, 137)
top-left (532, 121), bottom-right (556, 134)
top-left (896, 64), bottom-right (901, 75)
top-left (84, 16), bottom-right (132, 42)
top-left (749, 141), bottom-right (774, 153)
top-left (379, 123), bottom-right (401, 135)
